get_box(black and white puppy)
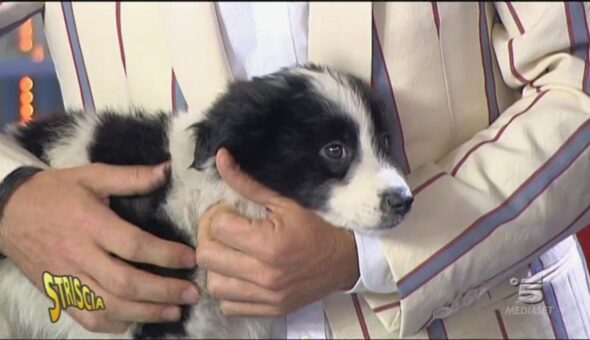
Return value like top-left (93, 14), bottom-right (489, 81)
top-left (0, 65), bottom-right (413, 339)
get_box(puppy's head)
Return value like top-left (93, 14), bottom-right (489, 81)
top-left (191, 65), bottom-right (413, 232)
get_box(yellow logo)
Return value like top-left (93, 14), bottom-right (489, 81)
top-left (42, 271), bottom-right (105, 323)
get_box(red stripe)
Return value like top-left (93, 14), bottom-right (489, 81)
top-left (373, 19), bottom-right (411, 172)
top-left (506, 2), bottom-right (525, 35)
top-left (171, 70), bottom-right (177, 113)
top-left (495, 310), bottom-right (509, 339)
top-left (451, 91), bottom-right (548, 176)
top-left (508, 38), bottom-right (529, 84)
top-left (399, 118), bottom-right (590, 287)
top-left (373, 300), bottom-right (400, 313)
top-left (431, 2), bottom-right (440, 37)
top-left (61, 3), bottom-right (88, 110)
top-left (414, 172), bottom-right (446, 195)
top-left (351, 294), bottom-right (370, 340)
top-left (115, 2), bottom-right (126, 74)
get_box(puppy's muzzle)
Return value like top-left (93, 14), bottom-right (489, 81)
top-left (381, 189), bottom-right (414, 218)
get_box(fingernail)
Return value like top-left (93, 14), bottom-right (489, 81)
top-left (162, 306), bottom-right (181, 321)
top-left (163, 163), bottom-right (172, 180)
top-left (154, 162), bottom-right (171, 177)
top-left (182, 251), bottom-right (196, 268)
top-left (181, 286), bottom-right (200, 304)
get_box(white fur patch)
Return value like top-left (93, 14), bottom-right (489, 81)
top-left (45, 115), bottom-right (99, 169)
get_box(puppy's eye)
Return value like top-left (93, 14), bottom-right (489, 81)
top-left (321, 142), bottom-right (347, 161)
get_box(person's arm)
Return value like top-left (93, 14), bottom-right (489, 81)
top-left (370, 2), bottom-right (590, 335)
top-left (0, 134), bottom-right (48, 259)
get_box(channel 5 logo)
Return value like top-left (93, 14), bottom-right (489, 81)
top-left (509, 276), bottom-right (543, 304)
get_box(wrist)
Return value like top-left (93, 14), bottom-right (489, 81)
top-left (0, 166), bottom-right (43, 258)
top-left (333, 228), bottom-right (359, 291)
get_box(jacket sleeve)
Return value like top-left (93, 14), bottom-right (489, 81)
top-left (368, 2), bottom-right (590, 336)
top-left (0, 2), bottom-right (44, 38)
top-left (0, 2), bottom-right (48, 180)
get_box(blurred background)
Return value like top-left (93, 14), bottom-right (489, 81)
top-left (0, 12), bottom-right (63, 127)
top-left (0, 13), bottom-right (589, 267)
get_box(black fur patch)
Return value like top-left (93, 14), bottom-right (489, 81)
top-left (88, 111), bottom-right (194, 338)
top-left (344, 74), bottom-right (399, 164)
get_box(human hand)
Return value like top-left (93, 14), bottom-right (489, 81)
top-left (196, 148), bottom-right (359, 317)
top-left (0, 163), bottom-right (199, 333)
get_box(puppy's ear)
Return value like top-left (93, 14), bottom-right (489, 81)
top-left (190, 121), bottom-right (217, 170)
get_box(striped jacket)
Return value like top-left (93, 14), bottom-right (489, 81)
top-left (0, 2), bottom-right (589, 339)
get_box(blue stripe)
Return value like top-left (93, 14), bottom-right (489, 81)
top-left (372, 23), bottom-right (410, 174)
top-left (0, 9), bottom-right (42, 38)
top-left (399, 120), bottom-right (590, 297)
top-left (62, 2), bottom-right (95, 112)
top-left (479, 3), bottom-right (500, 124)
top-left (531, 259), bottom-right (569, 339)
top-left (567, 2), bottom-right (590, 94)
top-left (567, 2), bottom-right (589, 60)
top-left (174, 77), bottom-right (188, 113)
top-left (427, 319), bottom-right (447, 339)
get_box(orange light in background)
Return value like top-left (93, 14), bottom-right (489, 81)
top-left (32, 45), bottom-right (44, 63)
top-left (19, 76), bottom-right (33, 92)
top-left (19, 19), bottom-right (33, 53)
top-left (20, 91), bottom-right (34, 104)
top-left (19, 76), bottom-right (34, 124)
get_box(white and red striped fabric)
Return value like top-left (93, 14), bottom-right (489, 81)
top-left (0, 2), bottom-right (589, 339)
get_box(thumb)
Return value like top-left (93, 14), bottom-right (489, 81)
top-left (215, 148), bottom-right (281, 207)
top-left (76, 162), bottom-right (170, 197)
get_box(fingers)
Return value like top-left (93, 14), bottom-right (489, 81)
top-left (75, 162), bottom-right (170, 198)
top-left (103, 296), bottom-right (182, 324)
top-left (84, 251), bottom-right (200, 305)
top-left (218, 301), bottom-right (287, 317)
top-left (94, 206), bottom-right (196, 269)
top-left (200, 206), bottom-right (272, 259)
top-left (65, 273), bottom-right (183, 332)
top-left (215, 148), bottom-right (281, 208)
top-left (207, 272), bottom-right (282, 305)
top-left (196, 239), bottom-right (275, 286)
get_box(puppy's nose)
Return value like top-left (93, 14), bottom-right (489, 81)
top-left (381, 189), bottom-right (414, 216)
